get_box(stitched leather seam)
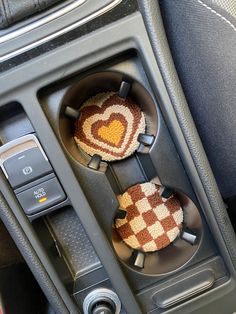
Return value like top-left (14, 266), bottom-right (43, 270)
top-left (32, 0), bottom-right (39, 12)
top-left (0, 1), bottom-right (6, 26)
top-left (37, 0), bottom-right (43, 11)
top-left (197, 0), bottom-right (236, 32)
top-left (4, 0), bottom-right (12, 24)
top-left (39, 0), bottom-right (47, 10)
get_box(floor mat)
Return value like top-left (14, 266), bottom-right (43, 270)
top-left (0, 264), bottom-right (48, 314)
top-left (0, 220), bottom-right (23, 268)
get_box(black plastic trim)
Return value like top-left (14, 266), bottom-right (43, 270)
top-left (0, 0), bottom-right (138, 73)
top-left (0, 187), bottom-right (77, 314)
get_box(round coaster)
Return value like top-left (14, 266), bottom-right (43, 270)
top-left (115, 182), bottom-right (183, 252)
top-left (74, 92), bottom-right (146, 161)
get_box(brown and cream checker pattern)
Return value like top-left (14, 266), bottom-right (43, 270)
top-left (115, 182), bottom-right (183, 252)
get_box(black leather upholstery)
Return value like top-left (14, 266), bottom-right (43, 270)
top-left (0, 0), bottom-right (64, 29)
top-left (160, 0), bottom-right (236, 200)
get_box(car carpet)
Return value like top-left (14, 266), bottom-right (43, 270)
top-left (0, 220), bottom-right (23, 268)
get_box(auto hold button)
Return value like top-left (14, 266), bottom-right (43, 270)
top-left (16, 176), bottom-right (66, 215)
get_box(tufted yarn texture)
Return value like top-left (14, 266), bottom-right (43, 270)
top-left (115, 183), bottom-right (183, 252)
top-left (74, 92), bottom-right (146, 161)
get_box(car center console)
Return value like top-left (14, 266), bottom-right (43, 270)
top-left (0, 1), bottom-right (236, 314)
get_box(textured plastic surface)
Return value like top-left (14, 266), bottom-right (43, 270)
top-left (47, 207), bottom-right (101, 277)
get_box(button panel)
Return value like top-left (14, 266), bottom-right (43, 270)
top-left (16, 176), bottom-right (66, 215)
top-left (0, 134), bottom-right (67, 216)
top-left (3, 147), bottom-right (53, 188)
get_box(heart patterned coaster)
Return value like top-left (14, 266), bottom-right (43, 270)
top-left (74, 92), bottom-right (146, 161)
top-left (115, 182), bottom-right (183, 252)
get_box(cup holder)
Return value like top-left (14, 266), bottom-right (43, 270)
top-left (59, 71), bottom-right (158, 169)
top-left (112, 184), bottom-right (202, 275)
top-left (58, 70), bottom-right (202, 276)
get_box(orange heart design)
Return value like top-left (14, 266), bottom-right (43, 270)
top-left (92, 113), bottom-right (128, 149)
top-left (74, 92), bottom-right (146, 161)
top-left (97, 120), bottom-right (125, 147)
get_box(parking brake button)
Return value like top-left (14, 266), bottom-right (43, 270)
top-left (3, 147), bottom-right (53, 188)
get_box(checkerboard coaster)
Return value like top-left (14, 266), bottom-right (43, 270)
top-left (115, 182), bottom-right (183, 252)
top-left (74, 92), bottom-right (146, 161)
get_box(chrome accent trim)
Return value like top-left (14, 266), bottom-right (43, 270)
top-left (0, 0), bottom-right (87, 44)
top-left (0, 0), bottom-right (123, 63)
